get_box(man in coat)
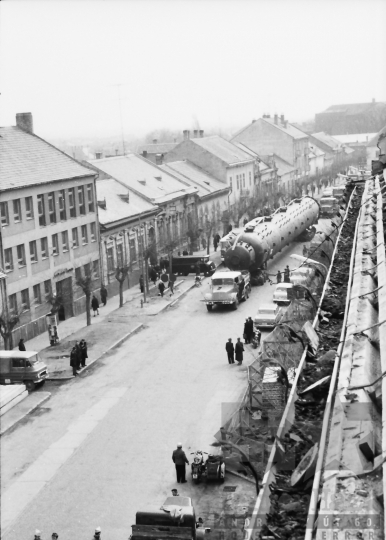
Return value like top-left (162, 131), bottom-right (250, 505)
top-left (247, 317), bottom-right (254, 343)
top-left (235, 338), bottom-right (245, 365)
top-left (100, 285), bottom-right (108, 306)
top-left (91, 295), bottom-right (99, 316)
top-left (70, 346), bottom-right (79, 376)
top-left (172, 443), bottom-right (189, 483)
top-left (18, 338), bottom-right (26, 351)
top-left (225, 338), bottom-right (234, 364)
top-left (276, 270), bottom-right (282, 284)
top-left (79, 339), bottom-right (88, 368)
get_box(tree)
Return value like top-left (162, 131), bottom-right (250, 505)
top-left (0, 308), bottom-right (22, 350)
top-left (75, 267), bottom-right (94, 326)
top-left (115, 263), bottom-right (132, 308)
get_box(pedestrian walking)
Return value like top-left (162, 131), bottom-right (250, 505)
top-left (100, 284), bottom-right (108, 306)
top-left (284, 265), bottom-right (290, 283)
top-left (225, 338), bottom-right (235, 364)
top-left (150, 266), bottom-right (158, 286)
top-left (168, 273), bottom-right (176, 295)
top-left (91, 295), bottom-right (99, 316)
top-left (79, 339), bottom-right (88, 367)
top-left (247, 317), bottom-right (254, 343)
top-left (235, 338), bottom-right (245, 365)
top-left (70, 346), bottom-right (79, 376)
top-left (75, 341), bottom-right (82, 370)
top-left (139, 274), bottom-right (144, 293)
top-left (92, 527), bottom-right (102, 540)
top-left (172, 443), bottom-right (189, 483)
top-left (18, 338), bottom-right (26, 351)
top-left (158, 279), bottom-right (165, 297)
top-left (276, 270), bottom-right (282, 284)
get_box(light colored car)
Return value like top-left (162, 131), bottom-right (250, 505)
top-left (253, 303), bottom-right (282, 330)
top-left (273, 282), bottom-right (293, 305)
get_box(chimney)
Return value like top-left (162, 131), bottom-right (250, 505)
top-left (95, 152), bottom-right (102, 159)
top-left (193, 130), bottom-right (198, 138)
top-left (274, 114), bottom-right (278, 125)
top-left (155, 154), bottom-right (163, 165)
top-left (183, 130), bottom-right (190, 140)
top-left (16, 112), bottom-right (33, 134)
top-left (97, 198), bottom-right (107, 210)
top-left (280, 114), bottom-right (285, 124)
top-left (266, 114), bottom-right (271, 119)
top-left (142, 150), bottom-right (148, 158)
top-left (199, 130), bottom-right (204, 138)
top-left (153, 139), bottom-right (158, 144)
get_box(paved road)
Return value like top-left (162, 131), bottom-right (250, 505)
top-left (1, 238), bottom-right (308, 540)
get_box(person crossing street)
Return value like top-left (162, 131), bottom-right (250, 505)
top-left (172, 443), bottom-right (189, 483)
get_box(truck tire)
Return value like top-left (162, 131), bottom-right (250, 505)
top-left (24, 380), bottom-right (35, 391)
top-left (206, 305), bottom-right (213, 312)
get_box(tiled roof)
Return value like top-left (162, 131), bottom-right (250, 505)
top-left (320, 102), bottom-right (386, 116)
top-left (137, 142), bottom-right (177, 154)
top-left (190, 136), bottom-right (254, 165)
top-left (0, 126), bottom-right (95, 191)
top-left (308, 142), bottom-right (325, 157)
top-left (96, 178), bottom-right (157, 227)
top-left (87, 154), bottom-right (197, 204)
top-left (310, 132), bottom-right (342, 151)
top-left (233, 142), bottom-right (272, 171)
top-left (262, 118), bottom-right (308, 140)
top-left (159, 161), bottom-right (228, 198)
top-left (271, 155), bottom-right (295, 176)
top-left (332, 133), bottom-right (377, 145)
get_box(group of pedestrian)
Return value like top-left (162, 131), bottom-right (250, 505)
top-left (243, 317), bottom-right (254, 344)
top-left (225, 337), bottom-right (245, 365)
top-left (143, 266), bottom-right (177, 297)
top-left (69, 339), bottom-right (88, 376)
top-left (276, 265), bottom-right (291, 284)
top-left (33, 528), bottom-right (101, 540)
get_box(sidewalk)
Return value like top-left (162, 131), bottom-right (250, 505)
top-left (21, 248), bottom-right (222, 380)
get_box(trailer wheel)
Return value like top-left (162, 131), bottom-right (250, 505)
top-left (206, 305), bottom-right (213, 312)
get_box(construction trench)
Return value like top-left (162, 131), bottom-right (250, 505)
top-left (215, 176), bottom-right (386, 539)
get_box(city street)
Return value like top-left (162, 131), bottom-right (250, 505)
top-left (1, 238), bottom-right (309, 540)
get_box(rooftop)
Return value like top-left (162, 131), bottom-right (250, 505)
top-left (87, 154), bottom-right (197, 204)
top-left (233, 142), bottom-right (272, 172)
top-left (159, 160), bottom-right (228, 198)
top-left (308, 142), bottom-right (325, 158)
top-left (318, 101), bottom-right (386, 116)
top-left (332, 133), bottom-right (377, 145)
top-left (96, 178), bottom-right (157, 227)
top-left (137, 142), bottom-right (178, 155)
top-left (262, 117), bottom-right (308, 140)
top-left (310, 132), bottom-right (342, 151)
top-left (0, 126), bottom-right (94, 191)
top-left (189, 135), bottom-right (254, 165)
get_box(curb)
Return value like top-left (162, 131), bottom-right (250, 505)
top-left (0, 392), bottom-right (51, 436)
top-left (152, 280), bottom-right (201, 314)
top-left (46, 323), bottom-right (145, 380)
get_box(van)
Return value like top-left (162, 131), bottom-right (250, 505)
top-left (160, 255), bottom-right (216, 276)
top-left (0, 351), bottom-right (48, 391)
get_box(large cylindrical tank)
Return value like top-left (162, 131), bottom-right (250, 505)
top-left (224, 197), bottom-right (319, 272)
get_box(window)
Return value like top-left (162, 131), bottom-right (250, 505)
top-left (4, 248), bottom-right (13, 272)
top-left (87, 184), bottom-right (95, 212)
top-left (81, 225), bottom-right (88, 244)
top-left (12, 358), bottom-right (25, 368)
top-left (72, 227), bottom-right (79, 248)
top-left (129, 238), bottom-right (137, 263)
top-left (58, 190), bottom-right (66, 221)
top-left (78, 186), bottom-right (86, 215)
top-left (25, 196), bottom-right (34, 219)
top-left (0, 201), bottom-right (9, 226)
top-left (48, 192), bottom-right (56, 224)
top-left (17, 244), bottom-right (26, 267)
top-left (83, 262), bottom-right (91, 277)
top-left (33, 284), bottom-right (42, 305)
top-left (90, 222), bottom-right (97, 242)
top-left (9, 293), bottom-right (17, 314)
top-left (52, 234), bottom-right (59, 255)
top-left (44, 280), bottom-right (52, 300)
top-left (117, 243), bottom-right (124, 266)
top-left (62, 231), bottom-right (69, 251)
top-left (29, 240), bottom-right (38, 263)
top-left (249, 172), bottom-right (252, 186)
top-left (69, 188), bottom-right (76, 218)
top-left (75, 267), bottom-right (82, 284)
top-left (41, 237), bottom-right (48, 259)
top-left (93, 260), bottom-right (100, 279)
top-left (229, 178), bottom-right (233, 192)
top-left (107, 247), bottom-right (114, 273)
top-left (21, 288), bottom-right (30, 311)
top-left (13, 199), bottom-right (21, 222)
top-left (236, 175), bottom-right (239, 190)
top-left (37, 195), bottom-right (46, 226)
top-left (243, 173), bottom-right (245, 188)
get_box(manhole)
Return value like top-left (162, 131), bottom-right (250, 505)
top-left (223, 486), bottom-right (237, 492)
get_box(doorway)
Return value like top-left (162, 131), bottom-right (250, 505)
top-left (56, 277), bottom-right (74, 321)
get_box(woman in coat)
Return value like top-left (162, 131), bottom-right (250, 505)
top-left (70, 346), bottom-right (79, 376)
top-left (79, 339), bottom-right (88, 368)
top-left (235, 338), bottom-right (245, 365)
top-left (91, 295), bottom-right (99, 316)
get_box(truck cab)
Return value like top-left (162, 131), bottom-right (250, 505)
top-left (0, 351), bottom-right (48, 391)
top-left (204, 270), bottom-right (251, 311)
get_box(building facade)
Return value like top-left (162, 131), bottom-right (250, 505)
top-left (0, 114), bottom-right (100, 348)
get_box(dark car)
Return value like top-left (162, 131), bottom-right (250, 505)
top-left (160, 256), bottom-right (216, 276)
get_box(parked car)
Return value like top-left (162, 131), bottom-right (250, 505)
top-left (0, 351), bottom-right (48, 391)
top-left (253, 303), bottom-right (282, 330)
top-left (273, 282), bottom-right (293, 305)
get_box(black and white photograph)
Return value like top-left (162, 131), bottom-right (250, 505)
top-left (1, 1), bottom-right (386, 539)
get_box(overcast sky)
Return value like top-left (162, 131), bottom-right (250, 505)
top-left (1, 0), bottom-right (386, 141)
